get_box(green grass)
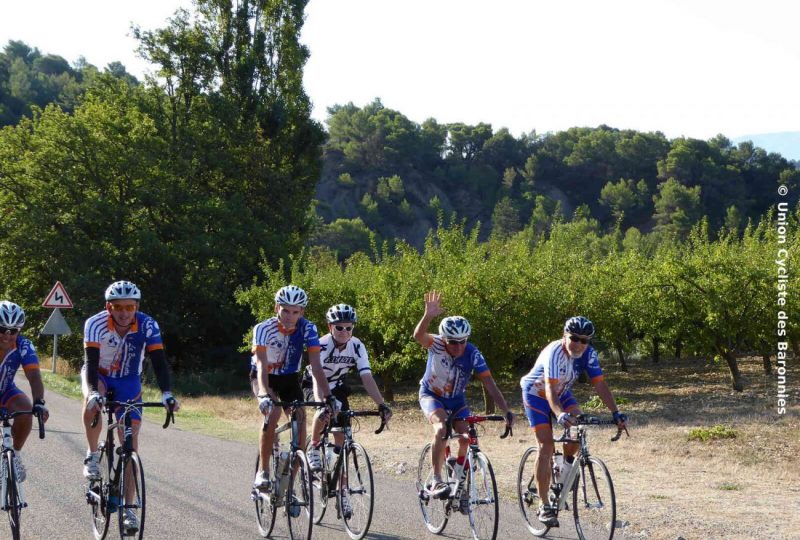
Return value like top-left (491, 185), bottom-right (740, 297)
top-left (687, 424), bottom-right (738, 442)
top-left (583, 394), bottom-right (631, 410)
top-left (716, 482), bottom-right (741, 491)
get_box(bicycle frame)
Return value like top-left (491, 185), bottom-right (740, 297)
top-left (0, 409), bottom-right (44, 540)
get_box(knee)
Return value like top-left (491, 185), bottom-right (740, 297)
top-left (433, 424), bottom-right (447, 440)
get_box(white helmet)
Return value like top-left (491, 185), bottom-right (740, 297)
top-left (326, 304), bottom-right (357, 324)
top-left (0, 301), bottom-right (25, 329)
top-left (105, 280), bottom-right (141, 301)
top-left (439, 316), bottom-right (471, 340)
top-left (274, 285), bottom-right (309, 307)
top-left (564, 316), bottom-right (595, 338)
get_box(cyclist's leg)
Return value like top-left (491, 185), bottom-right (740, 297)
top-left (419, 390), bottom-right (449, 482)
top-left (560, 392), bottom-right (581, 458)
top-left (523, 393), bottom-right (556, 515)
top-left (450, 398), bottom-right (470, 462)
top-left (110, 377), bottom-right (144, 506)
top-left (4, 387), bottom-right (32, 451)
top-left (81, 368), bottom-right (108, 452)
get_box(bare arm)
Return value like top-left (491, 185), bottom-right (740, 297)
top-left (413, 290), bottom-right (444, 347)
top-left (256, 349), bottom-right (271, 397)
top-left (360, 372), bottom-right (387, 406)
top-left (480, 375), bottom-right (510, 413)
top-left (308, 348), bottom-right (331, 398)
top-left (26, 368), bottom-right (45, 403)
top-left (592, 379), bottom-right (618, 413)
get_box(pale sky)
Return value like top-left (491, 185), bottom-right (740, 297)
top-left (2, 0), bottom-right (798, 140)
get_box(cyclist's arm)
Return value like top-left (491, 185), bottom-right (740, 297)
top-left (25, 367), bottom-right (46, 403)
top-left (413, 313), bottom-right (436, 348)
top-left (255, 348), bottom-right (272, 397)
top-left (545, 380), bottom-right (567, 416)
top-left (591, 378), bottom-right (619, 414)
top-left (477, 373), bottom-right (511, 414)
top-left (85, 346), bottom-right (100, 392)
top-left (308, 348), bottom-right (332, 398)
top-left (148, 348), bottom-right (172, 392)
top-left (359, 372), bottom-right (387, 407)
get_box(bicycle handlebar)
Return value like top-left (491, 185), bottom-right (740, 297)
top-left (442, 409), bottom-right (513, 441)
top-left (90, 399), bottom-right (176, 430)
top-left (329, 409), bottom-right (389, 435)
top-left (554, 414), bottom-right (630, 442)
top-left (0, 410), bottom-right (45, 439)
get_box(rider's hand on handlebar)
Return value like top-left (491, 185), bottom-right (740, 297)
top-left (86, 391), bottom-right (105, 412)
top-left (33, 399), bottom-right (49, 422)
top-left (557, 412), bottom-right (576, 427)
top-left (612, 411), bottom-right (627, 427)
top-left (258, 395), bottom-right (273, 415)
top-left (504, 410), bottom-right (514, 428)
top-left (162, 391), bottom-right (180, 412)
top-left (325, 394), bottom-right (339, 416)
top-left (378, 403), bottom-right (392, 423)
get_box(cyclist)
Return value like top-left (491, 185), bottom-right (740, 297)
top-left (0, 301), bottom-right (48, 483)
top-left (81, 280), bottom-right (179, 535)
top-left (302, 303), bottom-right (393, 516)
top-left (520, 316), bottom-right (627, 526)
top-left (251, 285), bottom-right (334, 492)
top-left (413, 290), bottom-right (514, 500)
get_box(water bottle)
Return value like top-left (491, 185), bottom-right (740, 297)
top-left (276, 451), bottom-right (290, 495)
top-left (325, 443), bottom-right (335, 467)
top-left (552, 452), bottom-right (564, 484)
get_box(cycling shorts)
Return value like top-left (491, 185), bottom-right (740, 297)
top-left (522, 390), bottom-right (579, 431)
top-left (0, 385), bottom-right (26, 409)
top-left (81, 366), bottom-right (143, 422)
top-left (418, 388), bottom-right (470, 421)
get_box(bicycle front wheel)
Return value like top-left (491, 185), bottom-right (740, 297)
top-left (573, 456), bottom-right (616, 540)
top-left (117, 452), bottom-right (146, 540)
top-left (340, 442), bottom-right (374, 540)
top-left (416, 442), bottom-right (448, 534)
top-left (306, 440), bottom-right (328, 525)
top-left (467, 452), bottom-right (498, 540)
top-left (286, 450), bottom-right (314, 540)
top-left (253, 454), bottom-right (277, 537)
top-left (89, 446), bottom-right (111, 540)
top-left (516, 446), bottom-right (550, 537)
top-left (6, 453), bottom-right (21, 540)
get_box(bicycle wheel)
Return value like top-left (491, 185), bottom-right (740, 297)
top-left (467, 452), bottom-right (498, 540)
top-left (89, 446), bottom-right (111, 540)
top-left (254, 454), bottom-right (277, 537)
top-left (306, 440), bottom-right (328, 524)
top-left (339, 442), bottom-right (374, 540)
top-left (416, 442), bottom-right (449, 534)
top-left (6, 453), bottom-right (20, 540)
top-left (286, 450), bottom-right (314, 540)
top-left (573, 456), bottom-right (616, 540)
top-left (516, 446), bottom-right (550, 536)
top-left (117, 452), bottom-right (146, 540)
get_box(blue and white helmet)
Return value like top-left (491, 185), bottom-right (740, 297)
top-left (105, 280), bottom-right (141, 301)
top-left (439, 316), bottom-right (471, 340)
top-left (274, 285), bottom-right (309, 307)
top-left (326, 304), bottom-right (357, 324)
top-left (564, 316), bottom-right (595, 338)
top-left (0, 301), bottom-right (25, 328)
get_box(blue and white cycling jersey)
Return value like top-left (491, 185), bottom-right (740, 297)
top-left (419, 335), bottom-right (490, 399)
top-left (84, 311), bottom-right (163, 378)
top-left (520, 340), bottom-right (604, 397)
top-left (251, 317), bottom-right (320, 376)
top-left (0, 335), bottom-right (40, 395)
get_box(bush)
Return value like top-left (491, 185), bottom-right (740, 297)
top-left (687, 424), bottom-right (737, 442)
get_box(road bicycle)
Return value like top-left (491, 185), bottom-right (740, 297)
top-left (416, 410), bottom-right (512, 540)
top-left (517, 414), bottom-right (628, 540)
top-left (1, 408), bottom-right (45, 540)
top-left (306, 408), bottom-right (388, 539)
top-left (251, 399), bottom-right (325, 540)
top-left (86, 393), bottom-right (176, 540)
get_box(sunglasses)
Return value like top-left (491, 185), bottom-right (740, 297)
top-left (0, 327), bottom-right (20, 335)
top-left (333, 325), bottom-right (354, 332)
top-left (445, 338), bottom-right (467, 345)
top-left (568, 334), bottom-right (591, 345)
top-left (109, 304), bottom-right (137, 313)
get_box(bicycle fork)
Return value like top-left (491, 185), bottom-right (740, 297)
top-left (1, 449), bottom-right (26, 511)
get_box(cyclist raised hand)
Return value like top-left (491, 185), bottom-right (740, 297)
top-left (520, 316), bottom-right (627, 525)
top-left (81, 281), bottom-right (179, 534)
top-left (413, 290), bottom-right (514, 499)
top-left (250, 285), bottom-right (333, 492)
top-left (0, 301), bottom-right (48, 483)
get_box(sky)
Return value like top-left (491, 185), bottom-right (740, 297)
top-left (2, 0), bottom-right (799, 142)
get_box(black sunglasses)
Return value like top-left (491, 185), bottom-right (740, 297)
top-left (568, 334), bottom-right (590, 345)
top-left (445, 338), bottom-right (467, 345)
top-left (333, 325), bottom-right (354, 332)
top-left (0, 327), bottom-right (20, 335)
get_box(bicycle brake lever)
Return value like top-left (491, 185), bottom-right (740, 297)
top-left (610, 425), bottom-right (629, 442)
top-left (500, 425), bottom-right (512, 439)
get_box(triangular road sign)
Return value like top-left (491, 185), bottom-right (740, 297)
top-left (42, 281), bottom-right (73, 309)
top-left (41, 308), bottom-right (72, 335)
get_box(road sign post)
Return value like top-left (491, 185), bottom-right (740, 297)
top-left (41, 282), bottom-right (73, 373)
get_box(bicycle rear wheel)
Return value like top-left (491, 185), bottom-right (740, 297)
top-left (5, 453), bottom-right (21, 540)
top-left (467, 452), bottom-right (498, 540)
top-left (306, 440), bottom-right (328, 525)
top-left (340, 442), bottom-right (374, 540)
top-left (253, 454), bottom-right (277, 537)
top-left (286, 450), bottom-right (314, 540)
top-left (516, 446), bottom-right (550, 536)
top-left (573, 456), bottom-right (616, 540)
top-left (416, 442), bottom-right (449, 534)
top-left (117, 452), bottom-right (145, 540)
top-left (89, 445), bottom-right (111, 540)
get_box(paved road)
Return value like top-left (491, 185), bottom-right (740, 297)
top-left (15, 385), bottom-right (581, 539)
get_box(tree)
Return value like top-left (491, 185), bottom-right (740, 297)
top-left (652, 178), bottom-right (702, 238)
top-left (491, 197), bottom-right (522, 238)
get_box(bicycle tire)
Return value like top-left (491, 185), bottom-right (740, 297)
top-left (516, 446), bottom-right (550, 537)
top-left (467, 451), bottom-right (498, 540)
top-left (253, 454), bottom-right (277, 537)
top-left (416, 442), bottom-right (449, 534)
top-left (286, 450), bottom-right (314, 540)
top-left (117, 451), bottom-right (146, 540)
top-left (6, 452), bottom-right (20, 540)
top-left (339, 442), bottom-right (374, 540)
top-left (306, 440), bottom-right (328, 525)
top-left (573, 456), bottom-right (616, 540)
top-left (89, 444), bottom-right (111, 540)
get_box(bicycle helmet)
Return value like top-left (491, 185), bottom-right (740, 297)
top-left (105, 280), bottom-right (141, 301)
top-left (439, 316), bottom-right (471, 340)
top-left (326, 304), bottom-right (357, 324)
top-left (564, 316), bottom-right (595, 338)
top-left (274, 285), bottom-right (309, 307)
top-left (0, 301), bottom-right (25, 328)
